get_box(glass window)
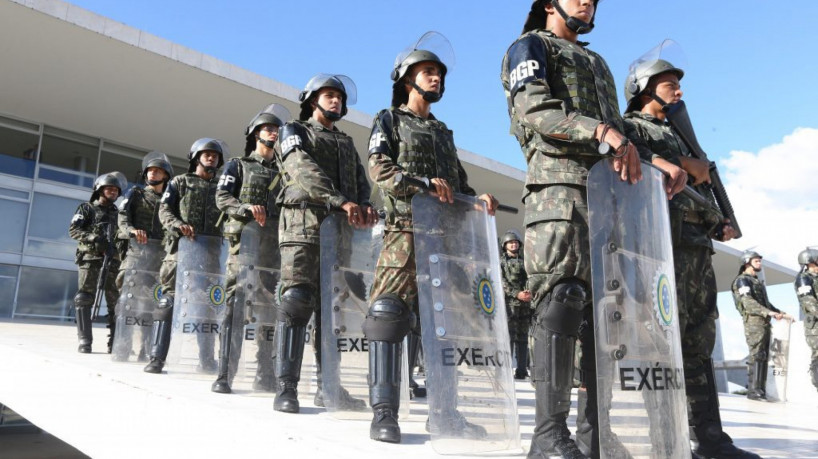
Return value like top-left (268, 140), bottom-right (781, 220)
top-left (16, 266), bottom-right (76, 320)
top-left (0, 193), bottom-right (29, 253)
top-left (0, 124), bottom-right (39, 179)
top-left (26, 193), bottom-right (83, 260)
top-left (99, 150), bottom-right (143, 194)
top-left (38, 129), bottom-right (99, 189)
top-left (0, 264), bottom-right (18, 318)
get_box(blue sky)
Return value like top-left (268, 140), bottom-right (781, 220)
top-left (64, 0), bottom-right (818, 360)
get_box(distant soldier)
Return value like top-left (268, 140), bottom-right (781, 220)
top-left (69, 172), bottom-right (125, 353)
top-left (732, 251), bottom-right (791, 400)
top-left (500, 230), bottom-right (532, 380)
top-left (794, 248), bottom-right (818, 392)
top-left (143, 139), bottom-right (225, 374)
top-left (273, 74), bottom-right (375, 414)
top-left (113, 152), bottom-right (173, 361)
top-left (211, 103), bottom-right (291, 394)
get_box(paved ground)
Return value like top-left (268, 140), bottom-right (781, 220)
top-left (0, 320), bottom-right (816, 458)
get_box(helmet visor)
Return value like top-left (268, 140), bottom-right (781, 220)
top-left (628, 39), bottom-right (687, 78)
top-left (394, 31), bottom-right (456, 76)
top-left (304, 73), bottom-right (357, 106)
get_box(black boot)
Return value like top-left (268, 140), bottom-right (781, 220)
top-left (369, 340), bottom-right (402, 443)
top-left (407, 332), bottom-right (427, 398)
top-left (273, 320), bottom-right (306, 414)
top-left (692, 359), bottom-right (761, 459)
top-left (144, 319), bottom-right (171, 374)
top-left (75, 304), bottom-right (93, 354)
top-left (746, 357), bottom-right (767, 401)
top-left (515, 340), bottom-right (530, 380)
top-left (196, 328), bottom-right (218, 374)
top-left (253, 323), bottom-right (277, 391)
top-left (211, 312), bottom-right (234, 394)
top-left (574, 387), bottom-right (592, 456)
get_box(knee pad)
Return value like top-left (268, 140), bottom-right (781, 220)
top-left (362, 294), bottom-right (413, 343)
top-left (74, 292), bottom-right (93, 308)
top-left (276, 286), bottom-right (314, 325)
top-left (536, 281), bottom-right (588, 336)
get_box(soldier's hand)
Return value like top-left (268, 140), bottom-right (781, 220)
top-left (429, 178), bottom-right (453, 204)
top-left (606, 129), bottom-right (642, 184)
top-left (249, 205), bottom-right (267, 227)
top-left (652, 157), bottom-right (688, 199)
top-left (679, 157), bottom-right (711, 185)
top-left (719, 220), bottom-right (738, 242)
top-left (517, 290), bottom-right (532, 302)
top-left (361, 204), bottom-right (379, 228)
top-left (772, 312), bottom-right (783, 321)
top-left (130, 229), bottom-right (148, 245)
top-left (478, 193), bottom-right (498, 216)
top-left (178, 224), bottom-right (195, 238)
top-left (340, 201), bottom-right (364, 228)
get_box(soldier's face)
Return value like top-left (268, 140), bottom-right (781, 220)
top-left (101, 186), bottom-right (119, 201)
top-left (258, 124), bottom-right (280, 143)
top-left (750, 258), bottom-right (762, 272)
top-left (650, 73), bottom-right (683, 105)
top-left (145, 167), bottom-right (167, 183)
top-left (199, 150), bottom-right (220, 167)
top-left (546, 0), bottom-right (595, 25)
top-left (314, 88), bottom-right (343, 115)
top-left (408, 62), bottom-right (442, 94)
top-left (505, 240), bottom-right (520, 254)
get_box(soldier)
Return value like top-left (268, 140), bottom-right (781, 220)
top-left (273, 74), bottom-right (375, 414)
top-left (143, 138), bottom-right (225, 374)
top-left (365, 35), bottom-right (498, 443)
top-left (113, 152), bottom-right (173, 361)
top-left (500, 230), bottom-right (532, 380)
top-left (794, 248), bottom-right (818, 392)
top-left (501, 1), bottom-right (647, 457)
top-left (69, 172), bottom-right (125, 353)
top-left (732, 251), bottom-right (791, 401)
top-left (211, 103), bottom-right (291, 394)
top-left (622, 56), bottom-right (762, 458)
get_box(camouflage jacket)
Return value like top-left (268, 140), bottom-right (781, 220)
top-left (216, 151), bottom-right (281, 237)
top-left (277, 118), bottom-right (371, 210)
top-left (500, 251), bottom-right (529, 311)
top-left (69, 199), bottom-right (120, 263)
top-left (623, 112), bottom-right (721, 249)
top-left (159, 173), bottom-right (222, 250)
top-left (732, 272), bottom-right (780, 321)
top-left (795, 271), bottom-right (818, 330)
top-left (368, 105), bottom-right (476, 231)
top-left (118, 185), bottom-right (164, 242)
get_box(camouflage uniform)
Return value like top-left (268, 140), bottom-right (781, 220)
top-left (69, 199), bottom-right (121, 350)
top-left (794, 270), bottom-right (818, 390)
top-left (113, 185), bottom-right (164, 360)
top-left (501, 250), bottom-right (531, 376)
top-left (216, 152), bottom-right (281, 390)
top-left (732, 271), bottom-right (781, 398)
top-left (624, 111), bottom-right (730, 449)
top-left (501, 28), bottom-right (623, 455)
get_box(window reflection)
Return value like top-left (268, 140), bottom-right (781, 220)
top-left (99, 150), bottom-right (143, 193)
top-left (0, 196), bottom-right (28, 253)
top-left (0, 264), bottom-right (18, 318)
top-left (26, 193), bottom-right (83, 260)
top-left (0, 125), bottom-right (39, 179)
top-left (16, 266), bottom-right (76, 319)
top-left (38, 134), bottom-right (98, 188)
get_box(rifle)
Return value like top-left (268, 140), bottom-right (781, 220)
top-left (91, 222), bottom-right (116, 320)
top-left (665, 101), bottom-right (742, 238)
top-left (394, 173), bottom-right (519, 214)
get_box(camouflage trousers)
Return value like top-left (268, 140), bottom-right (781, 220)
top-left (369, 230), bottom-right (420, 328)
top-left (743, 317), bottom-right (772, 363)
top-left (77, 258), bottom-right (119, 330)
top-left (279, 242), bottom-right (322, 355)
top-left (507, 303), bottom-right (533, 343)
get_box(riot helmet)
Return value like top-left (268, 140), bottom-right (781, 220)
top-left (502, 230), bottom-right (523, 253)
top-left (740, 250), bottom-right (763, 273)
top-left (391, 31), bottom-right (454, 107)
top-left (298, 74), bottom-right (357, 122)
top-left (141, 151), bottom-right (173, 185)
top-left (522, 0), bottom-right (601, 35)
top-left (797, 248), bottom-right (818, 267)
top-left (244, 103), bottom-right (293, 155)
top-left (188, 138), bottom-right (227, 174)
top-left (624, 40), bottom-right (686, 113)
top-left (91, 171), bottom-right (127, 203)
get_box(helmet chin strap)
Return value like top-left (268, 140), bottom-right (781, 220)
top-left (198, 158), bottom-right (217, 176)
top-left (316, 102), bottom-right (342, 122)
top-left (651, 93), bottom-right (676, 113)
top-left (552, 0), bottom-right (594, 34)
top-left (146, 179), bottom-right (164, 186)
top-left (409, 82), bottom-right (442, 103)
top-left (256, 135), bottom-right (277, 149)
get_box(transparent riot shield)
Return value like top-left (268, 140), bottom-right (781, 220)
top-left (766, 319), bottom-right (791, 402)
top-left (112, 238), bottom-right (164, 363)
top-left (588, 160), bottom-right (690, 458)
top-left (231, 221), bottom-right (280, 393)
top-left (166, 235), bottom-right (228, 379)
top-left (319, 214), bottom-right (409, 420)
top-left (412, 193), bottom-right (520, 455)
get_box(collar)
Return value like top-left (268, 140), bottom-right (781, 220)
top-left (397, 104), bottom-right (437, 121)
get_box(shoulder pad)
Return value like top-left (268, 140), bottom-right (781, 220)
top-left (369, 110), bottom-right (394, 156)
top-left (120, 186), bottom-right (142, 210)
top-left (734, 276), bottom-right (753, 296)
top-left (161, 179), bottom-right (180, 204)
top-left (279, 122), bottom-right (309, 158)
top-left (505, 34), bottom-right (548, 100)
top-left (795, 274), bottom-right (814, 297)
top-left (217, 159), bottom-right (241, 192)
top-left (71, 202), bottom-right (91, 225)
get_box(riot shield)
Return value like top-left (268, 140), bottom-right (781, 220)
top-left (319, 214), bottom-right (409, 420)
top-left (166, 235), bottom-right (228, 379)
top-left (231, 221), bottom-right (280, 393)
top-left (412, 193), bottom-right (520, 455)
top-left (766, 319), bottom-right (791, 402)
top-left (588, 160), bottom-right (690, 458)
top-left (112, 238), bottom-right (164, 362)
